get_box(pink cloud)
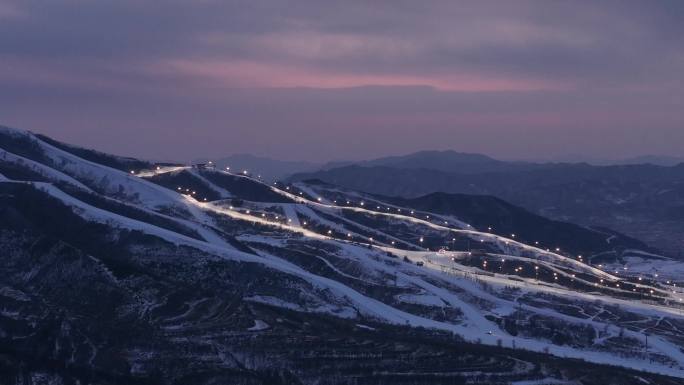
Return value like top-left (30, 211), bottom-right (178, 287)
top-left (0, 2), bottom-right (24, 19)
top-left (157, 58), bottom-right (568, 92)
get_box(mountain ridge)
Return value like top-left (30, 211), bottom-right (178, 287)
top-left (3, 125), bottom-right (684, 383)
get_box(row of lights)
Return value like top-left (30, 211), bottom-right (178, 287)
top-left (128, 165), bottom-right (163, 174)
top-left (176, 186), bottom-right (209, 201)
top-left (143, 171), bottom-right (684, 303)
top-left (227, 207), bottom-right (391, 247)
top-left (250, 185), bottom-right (684, 303)
top-left (341, 204), bottom-right (682, 302)
top-left (274, 191), bottom-right (588, 260)
top-left (298, 196), bottom-right (536, 254)
top-left (147, 172), bottom-right (569, 264)
top-left (190, 180), bottom-right (682, 302)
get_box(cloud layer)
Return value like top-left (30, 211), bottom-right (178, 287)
top-left (1, 0), bottom-right (682, 161)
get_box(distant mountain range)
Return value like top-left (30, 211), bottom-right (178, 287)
top-left (199, 150), bottom-right (683, 183)
top-left (197, 150), bottom-right (545, 182)
top-left (608, 155), bottom-right (684, 167)
top-left (554, 155), bottom-right (684, 166)
top-left (353, 150), bottom-right (549, 174)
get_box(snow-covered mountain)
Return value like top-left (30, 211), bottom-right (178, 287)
top-left (2, 126), bottom-right (684, 385)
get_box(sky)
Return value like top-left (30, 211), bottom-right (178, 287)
top-left (1, 0), bottom-right (683, 162)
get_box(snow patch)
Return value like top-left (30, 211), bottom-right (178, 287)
top-left (247, 320), bottom-right (270, 331)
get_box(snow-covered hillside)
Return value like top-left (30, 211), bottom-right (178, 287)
top-left (2, 126), bottom-right (684, 384)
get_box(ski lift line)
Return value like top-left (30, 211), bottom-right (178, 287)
top-left (314, 200), bottom-right (610, 277)
top-left (201, 173), bottom-right (524, 258)
top-left (280, 189), bottom-right (596, 273)
top-left (461, 250), bottom-right (671, 300)
top-left (157, 169), bottom-right (636, 285)
top-left (298, 205), bottom-right (421, 249)
top-left (280, 182), bottom-right (616, 279)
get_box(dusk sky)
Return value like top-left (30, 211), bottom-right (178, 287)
top-left (1, 0), bottom-right (683, 162)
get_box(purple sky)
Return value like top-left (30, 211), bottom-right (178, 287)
top-left (1, 0), bottom-right (683, 162)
